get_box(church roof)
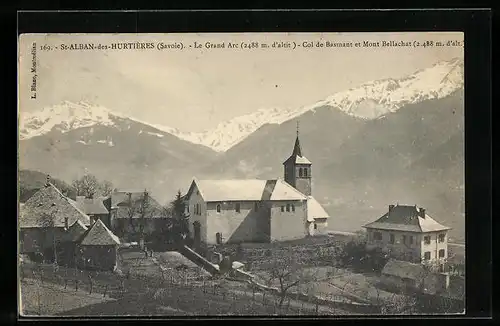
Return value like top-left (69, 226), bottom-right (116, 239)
top-left (189, 178), bottom-right (307, 202)
top-left (283, 134), bottom-right (311, 165)
top-left (363, 205), bottom-right (451, 233)
top-left (306, 196), bottom-right (330, 222)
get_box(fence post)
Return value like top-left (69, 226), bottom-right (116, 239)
top-left (75, 279), bottom-right (78, 292)
top-left (315, 301), bottom-right (319, 314)
top-left (88, 275), bottom-right (93, 294)
top-left (103, 284), bottom-right (108, 298)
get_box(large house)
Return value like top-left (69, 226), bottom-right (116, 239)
top-left (363, 204), bottom-right (451, 266)
top-left (19, 179), bottom-right (121, 271)
top-left (184, 130), bottom-right (330, 245)
top-left (19, 181), bottom-right (91, 256)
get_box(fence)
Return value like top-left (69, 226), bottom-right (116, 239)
top-left (19, 261), bottom-right (357, 316)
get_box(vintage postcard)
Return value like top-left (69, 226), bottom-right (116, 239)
top-left (18, 32), bottom-right (465, 316)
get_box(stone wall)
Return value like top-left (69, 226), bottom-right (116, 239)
top-left (207, 235), bottom-right (349, 270)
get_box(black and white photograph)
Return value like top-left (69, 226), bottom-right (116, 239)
top-left (18, 32), bottom-right (465, 316)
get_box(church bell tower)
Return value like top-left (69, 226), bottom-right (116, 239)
top-left (283, 122), bottom-right (312, 196)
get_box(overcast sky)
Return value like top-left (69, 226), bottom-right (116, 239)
top-left (19, 32), bottom-right (463, 132)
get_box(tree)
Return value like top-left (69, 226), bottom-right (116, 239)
top-left (100, 180), bottom-right (114, 197)
top-left (72, 174), bottom-right (101, 198)
top-left (265, 254), bottom-right (318, 308)
top-left (169, 190), bottom-right (190, 243)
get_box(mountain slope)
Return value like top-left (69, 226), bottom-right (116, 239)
top-left (19, 106), bottom-right (218, 201)
top-left (18, 169), bottom-right (76, 202)
top-left (198, 105), bottom-right (367, 179)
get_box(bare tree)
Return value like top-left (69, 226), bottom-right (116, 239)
top-left (72, 174), bottom-right (101, 198)
top-left (265, 254), bottom-right (318, 308)
top-left (100, 180), bottom-right (114, 197)
top-left (124, 190), bottom-right (156, 247)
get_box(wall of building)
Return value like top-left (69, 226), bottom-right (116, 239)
top-left (205, 201), bottom-right (270, 244)
top-left (366, 228), bottom-right (422, 262)
top-left (294, 164), bottom-right (312, 196)
top-left (420, 231), bottom-right (448, 263)
top-left (307, 218), bottom-right (328, 236)
top-left (19, 227), bottom-right (67, 253)
top-left (77, 245), bottom-right (117, 271)
top-left (111, 218), bottom-right (168, 240)
top-left (186, 183), bottom-right (208, 243)
top-left (270, 200), bottom-right (307, 242)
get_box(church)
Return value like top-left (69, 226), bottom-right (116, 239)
top-left (184, 127), bottom-right (330, 245)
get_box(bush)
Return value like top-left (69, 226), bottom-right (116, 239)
top-left (338, 239), bottom-right (388, 273)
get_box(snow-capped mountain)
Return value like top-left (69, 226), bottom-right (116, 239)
top-left (19, 101), bottom-right (129, 140)
top-left (19, 58), bottom-right (463, 152)
top-left (150, 57), bottom-right (463, 151)
top-left (318, 57), bottom-right (464, 119)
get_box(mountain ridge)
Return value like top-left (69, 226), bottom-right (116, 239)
top-left (19, 58), bottom-right (463, 152)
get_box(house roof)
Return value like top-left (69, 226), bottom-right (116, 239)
top-left (19, 183), bottom-right (91, 228)
top-left (63, 219), bottom-right (88, 242)
top-left (306, 196), bottom-right (330, 222)
top-left (71, 196), bottom-right (109, 215)
top-left (382, 259), bottom-right (427, 281)
top-left (189, 178), bottom-right (307, 202)
top-left (363, 205), bottom-right (450, 233)
top-left (80, 219), bottom-right (120, 246)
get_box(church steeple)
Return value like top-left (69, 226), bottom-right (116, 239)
top-left (283, 121), bottom-right (312, 196)
top-left (292, 121), bottom-right (302, 157)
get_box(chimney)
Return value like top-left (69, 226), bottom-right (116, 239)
top-left (45, 175), bottom-right (51, 187)
top-left (419, 208), bottom-right (426, 218)
top-left (389, 204), bottom-right (395, 212)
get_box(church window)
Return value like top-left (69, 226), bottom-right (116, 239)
top-left (291, 204), bottom-right (295, 212)
top-left (216, 204), bottom-right (221, 213)
top-left (235, 203), bottom-right (241, 213)
top-left (281, 206), bottom-right (284, 212)
top-left (286, 204), bottom-right (290, 212)
top-left (314, 223), bottom-right (318, 230)
top-left (299, 168), bottom-right (303, 177)
top-left (304, 168), bottom-right (308, 177)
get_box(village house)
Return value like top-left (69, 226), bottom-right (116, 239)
top-left (107, 189), bottom-right (166, 241)
top-left (381, 259), bottom-right (451, 294)
top-left (76, 219), bottom-right (121, 271)
top-left (19, 178), bottom-right (91, 260)
top-left (184, 129), bottom-right (330, 245)
top-left (363, 204), bottom-right (451, 268)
